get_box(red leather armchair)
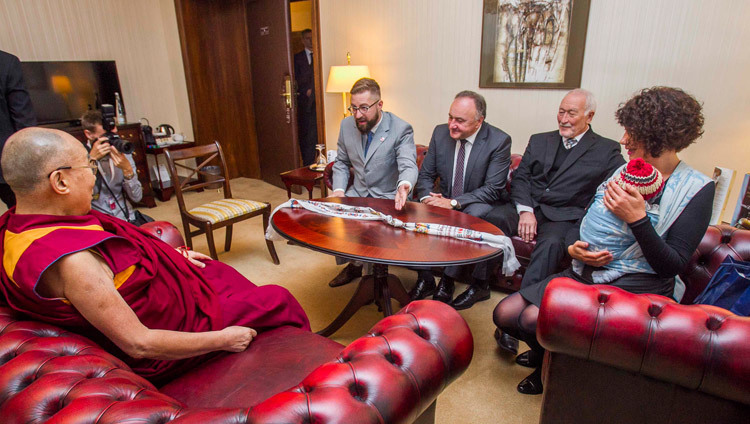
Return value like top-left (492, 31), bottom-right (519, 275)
top-left (535, 225), bottom-right (750, 423)
top-left (0, 222), bottom-right (473, 423)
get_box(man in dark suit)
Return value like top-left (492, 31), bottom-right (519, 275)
top-left (0, 50), bottom-right (36, 208)
top-left (293, 28), bottom-right (317, 166)
top-left (487, 89), bottom-right (624, 352)
top-left (410, 91), bottom-right (513, 310)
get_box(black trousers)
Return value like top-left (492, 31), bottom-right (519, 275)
top-left (441, 202), bottom-right (516, 285)
top-left (519, 210), bottom-right (577, 289)
top-left (297, 98), bottom-right (318, 166)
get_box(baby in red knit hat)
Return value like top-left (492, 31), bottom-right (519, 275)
top-left (614, 158), bottom-right (665, 200)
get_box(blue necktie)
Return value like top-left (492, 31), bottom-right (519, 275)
top-left (364, 132), bottom-right (374, 156)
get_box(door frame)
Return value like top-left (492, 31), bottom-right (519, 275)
top-left (310, 0), bottom-right (326, 147)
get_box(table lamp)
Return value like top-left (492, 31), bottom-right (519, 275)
top-left (326, 53), bottom-right (371, 117)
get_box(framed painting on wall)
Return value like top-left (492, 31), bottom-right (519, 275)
top-left (479, 0), bottom-right (591, 89)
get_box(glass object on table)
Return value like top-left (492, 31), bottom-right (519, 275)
top-left (310, 144), bottom-right (327, 171)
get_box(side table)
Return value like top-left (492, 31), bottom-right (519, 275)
top-left (145, 141), bottom-right (196, 201)
top-left (280, 166), bottom-right (327, 199)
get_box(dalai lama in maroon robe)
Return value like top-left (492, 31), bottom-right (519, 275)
top-left (0, 128), bottom-right (309, 383)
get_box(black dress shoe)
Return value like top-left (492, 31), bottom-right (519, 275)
top-left (409, 277), bottom-right (436, 301)
top-left (494, 329), bottom-right (519, 355)
top-left (515, 350), bottom-right (543, 368)
top-left (451, 285), bottom-right (490, 310)
top-left (432, 277), bottom-right (455, 304)
top-left (517, 367), bottom-right (543, 395)
top-left (328, 263), bottom-right (363, 287)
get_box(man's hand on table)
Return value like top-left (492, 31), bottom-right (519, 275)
top-left (394, 184), bottom-right (410, 210)
top-left (422, 193), bottom-right (452, 209)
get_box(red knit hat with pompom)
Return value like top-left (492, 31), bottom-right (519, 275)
top-left (615, 158), bottom-right (665, 200)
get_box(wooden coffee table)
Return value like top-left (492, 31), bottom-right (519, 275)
top-left (271, 197), bottom-right (503, 336)
top-left (280, 166), bottom-right (327, 199)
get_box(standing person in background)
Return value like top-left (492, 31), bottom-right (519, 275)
top-left (294, 28), bottom-right (317, 166)
top-left (81, 110), bottom-right (144, 224)
top-left (0, 50), bottom-right (36, 208)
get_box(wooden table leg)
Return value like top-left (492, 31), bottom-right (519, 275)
top-left (316, 264), bottom-right (413, 337)
top-left (283, 181), bottom-right (292, 199)
top-left (304, 182), bottom-right (315, 199)
top-left (319, 179), bottom-right (327, 197)
top-left (316, 276), bottom-right (375, 337)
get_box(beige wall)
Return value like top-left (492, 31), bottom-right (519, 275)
top-left (0, 0), bottom-right (193, 140)
top-left (290, 0), bottom-right (313, 32)
top-left (319, 0), bottom-right (750, 222)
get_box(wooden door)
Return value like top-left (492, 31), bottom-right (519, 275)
top-left (246, 0), bottom-right (300, 189)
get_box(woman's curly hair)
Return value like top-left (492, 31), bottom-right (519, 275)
top-left (615, 87), bottom-right (704, 157)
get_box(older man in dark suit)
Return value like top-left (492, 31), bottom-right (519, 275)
top-left (409, 91), bottom-right (513, 310)
top-left (487, 89), bottom-right (625, 352)
top-left (0, 50), bottom-right (36, 208)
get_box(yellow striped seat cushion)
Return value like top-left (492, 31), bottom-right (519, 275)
top-left (188, 199), bottom-right (266, 224)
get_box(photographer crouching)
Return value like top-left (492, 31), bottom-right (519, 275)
top-left (81, 107), bottom-right (151, 226)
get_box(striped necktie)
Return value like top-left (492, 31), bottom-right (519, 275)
top-left (564, 137), bottom-right (577, 149)
top-left (452, 139), bottom-right (468, 197)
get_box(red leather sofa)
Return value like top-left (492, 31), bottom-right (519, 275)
top-left (535, 224), bottom-right (750, 423)
top-left (0, 222), bottom-right (473, 423)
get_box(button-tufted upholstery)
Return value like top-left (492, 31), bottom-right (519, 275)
top-left (535, 276), bottom-right (750, 423)
top-left (0, 300), bottom-right (472, 423)
top-left (0, 221), bottom-right (473, 423)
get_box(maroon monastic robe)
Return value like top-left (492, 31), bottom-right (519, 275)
top-left (0, 209), bottom-right (309, 383)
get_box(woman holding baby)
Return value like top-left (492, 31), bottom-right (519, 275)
top-left (494, 87), bottom-right (716, 395)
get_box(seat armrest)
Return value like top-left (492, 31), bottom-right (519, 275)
top-left (141, 220), bottom-right (185, 247)
top-left (0, 300), bottom-right (472, 423)
top-left (246, 299), bottom-right (473, 423)
top-left (537, 278), bottom-right (750, 406)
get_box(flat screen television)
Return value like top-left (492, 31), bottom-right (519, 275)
top-left (20, 60), bottom-right (123, 126)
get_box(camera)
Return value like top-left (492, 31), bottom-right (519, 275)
top-left (100, 104), bottom-right (134, 154)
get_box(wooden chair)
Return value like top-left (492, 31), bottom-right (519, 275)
top-left (163, 141), bottom-right (279, 264)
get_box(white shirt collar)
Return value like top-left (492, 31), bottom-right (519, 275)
top-left (458, 123), bottom-right (482, 145)
top-left (369, 113), bottom-right (384, 135)
top-left (560, 126), bottom-right (589, 144)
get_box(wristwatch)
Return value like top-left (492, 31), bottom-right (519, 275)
top-left (450, 199), bottom-right (460, 210)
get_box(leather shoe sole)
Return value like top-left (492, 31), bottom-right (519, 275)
top-left (515, 350), bottom-right (542, 368)
top-left (517, 368), bottom-right (543, 395)
top-left (432, 279), bottom-right (454, 303)
top-left (328, 264), bottom-right (363, 287)
top-left (494, 329), bottom-right (519, 355)
top-left (451, 287), bottom-right (490, 310)
top-left (409, 279), bottom-right (436, 301)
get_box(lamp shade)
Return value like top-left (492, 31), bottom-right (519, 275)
top-left (326, 65), bottom-right (371, 93)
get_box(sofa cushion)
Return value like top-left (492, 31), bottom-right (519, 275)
top-left (159, 326), bottom-right (344, 408)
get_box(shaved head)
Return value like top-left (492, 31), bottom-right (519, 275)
top-left (1, 128), bottom-right (79, 195)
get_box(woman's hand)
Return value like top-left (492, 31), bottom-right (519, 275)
top-left (603, 181), bottom-right (647, 223)
top-left (568, 240), bottom-right (613, 267)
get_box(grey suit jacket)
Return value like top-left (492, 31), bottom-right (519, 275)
top-left (332, 111), bottom-right (418, 199)
top-left (416, 122), bottom-right (512, 209)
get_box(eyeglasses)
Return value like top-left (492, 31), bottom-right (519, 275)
top-left (347, 99), bottom-right (380, 115)
top-left (48, 159), bottom-right (99, 178)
